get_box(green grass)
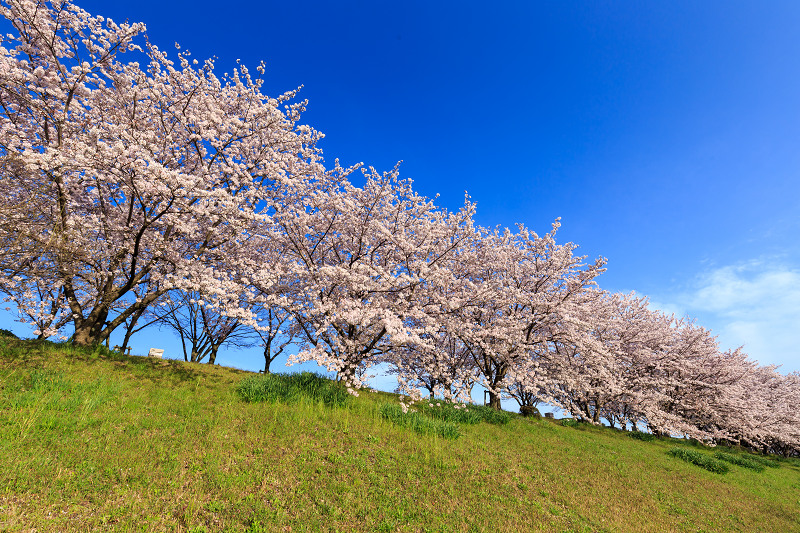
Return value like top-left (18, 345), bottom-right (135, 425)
top-left (629, 430), bottom-right (656, 442)
top-left (713, 451), bottom-right (767, 472)
top-left (667, 447), bottom-right (730, 474)
top-left (1, 337), bottom-right (799, 532)
top-left (414, 400), bottom-right (511, 426)
top-left (235, 371), bottom-right (351, 407)
top-left (748, 453), bottom-right (783, 469)
top-left (378, 402), bottom-right (461, 439)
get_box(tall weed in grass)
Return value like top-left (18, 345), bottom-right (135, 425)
top-left (713, 451), bottom-right (766, 472)
top-left (468, 404), bottom-right (512, 425)
top-left (415, 401), bottom-right (482, 424)
top-left (379, 403), bottom-right (460, 439)
top-left (415, 401), bottom-right (511, 426)
top-left (629, 430), bottom-right (655, 442)
top-left (747, 454), bottom-right (782, 469)
top-left (236, 372), bottom-right (350, 407)
top-left (667, 447), bottom-right (730, 474)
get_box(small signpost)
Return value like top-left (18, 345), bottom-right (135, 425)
top-left (148, 348), bottom-right (164, 359)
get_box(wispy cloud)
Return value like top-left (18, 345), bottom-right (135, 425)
top-left (652, 259), bottom-right (800, 372)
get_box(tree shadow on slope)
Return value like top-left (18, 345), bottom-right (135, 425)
top-left (0, 338), bottom-right (247, 388)
top-left (105, 352), bottom-right (251, 388)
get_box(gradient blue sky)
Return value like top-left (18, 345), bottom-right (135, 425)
top-left (3, 1), bottom-right (798, 377)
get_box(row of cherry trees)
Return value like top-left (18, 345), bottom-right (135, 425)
top-left (1, 1), bottom-right (797, 455)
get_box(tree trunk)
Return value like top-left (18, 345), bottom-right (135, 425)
top-left (485, 361), bottom-right (507, 410)
top-left (120, 306), bottom-right (147, 355)
top-left (426, 382), bottom-right (436, 399)
top-left (72, 309), bottom-right (110, 347)
top-left (488, 390), bottom-right (503, 410)
top-left (208, 342), bottom-right (221, 365)
top-left (120, 327), bottom-right (134, 355)
top-left (263, 338), bottom-right (273, 373)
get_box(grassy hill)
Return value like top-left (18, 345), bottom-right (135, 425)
top-left (0, 338), bottom-right (798, 532)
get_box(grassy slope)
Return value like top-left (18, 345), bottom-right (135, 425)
top-left (0, 339), bottom-right (798, 532)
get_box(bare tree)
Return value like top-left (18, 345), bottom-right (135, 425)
top-left (158, 291), bottom-right (255, 364)
top-left (252, 304), bottom-right (296, 373)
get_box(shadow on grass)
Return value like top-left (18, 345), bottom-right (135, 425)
top-left (0, 338), bottom-right (78, 367)
top-left (104, 352), bottom-right (257, 388)
top-left (0, 338), bottom-right (248, 387)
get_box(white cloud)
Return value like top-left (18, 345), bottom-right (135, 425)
top-left (654, 259), bottom-right (800, 372)
top-left (690, 260), bottom-right (800, 314)
top-left (643, 297), bottom-right (686, 320)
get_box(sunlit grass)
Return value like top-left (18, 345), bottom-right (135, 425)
top-left (236, 371), bottom-right (351, 407)
top-left (1, 337), bottom-right (799, 532)
top-left (667, 447), bottom-right (730, 474)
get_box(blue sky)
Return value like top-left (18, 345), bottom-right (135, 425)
top-left (2, 1), bottom-right (798, 379)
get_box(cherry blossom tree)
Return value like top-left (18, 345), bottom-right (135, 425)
top-left (4, 277), bottom-right (70, 338)
top-left (390, 329), bottom-right (479, 401)
top-left (535, 290), bottom-right (621, 424)
top-left (0, 0), bottom-right (323, 346)
top-left (758, 371), bottom-right (800, 456)
top-left (536, 292), bottom-right (688, 427)
top-left (635, 321), bottom-right (737, 439)
top-left (257, 166), bottom-right (476, 393)
top-left (441, 221), bottom-right (606, 409)
top-left (698, 358), bottom-right (800, 455)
